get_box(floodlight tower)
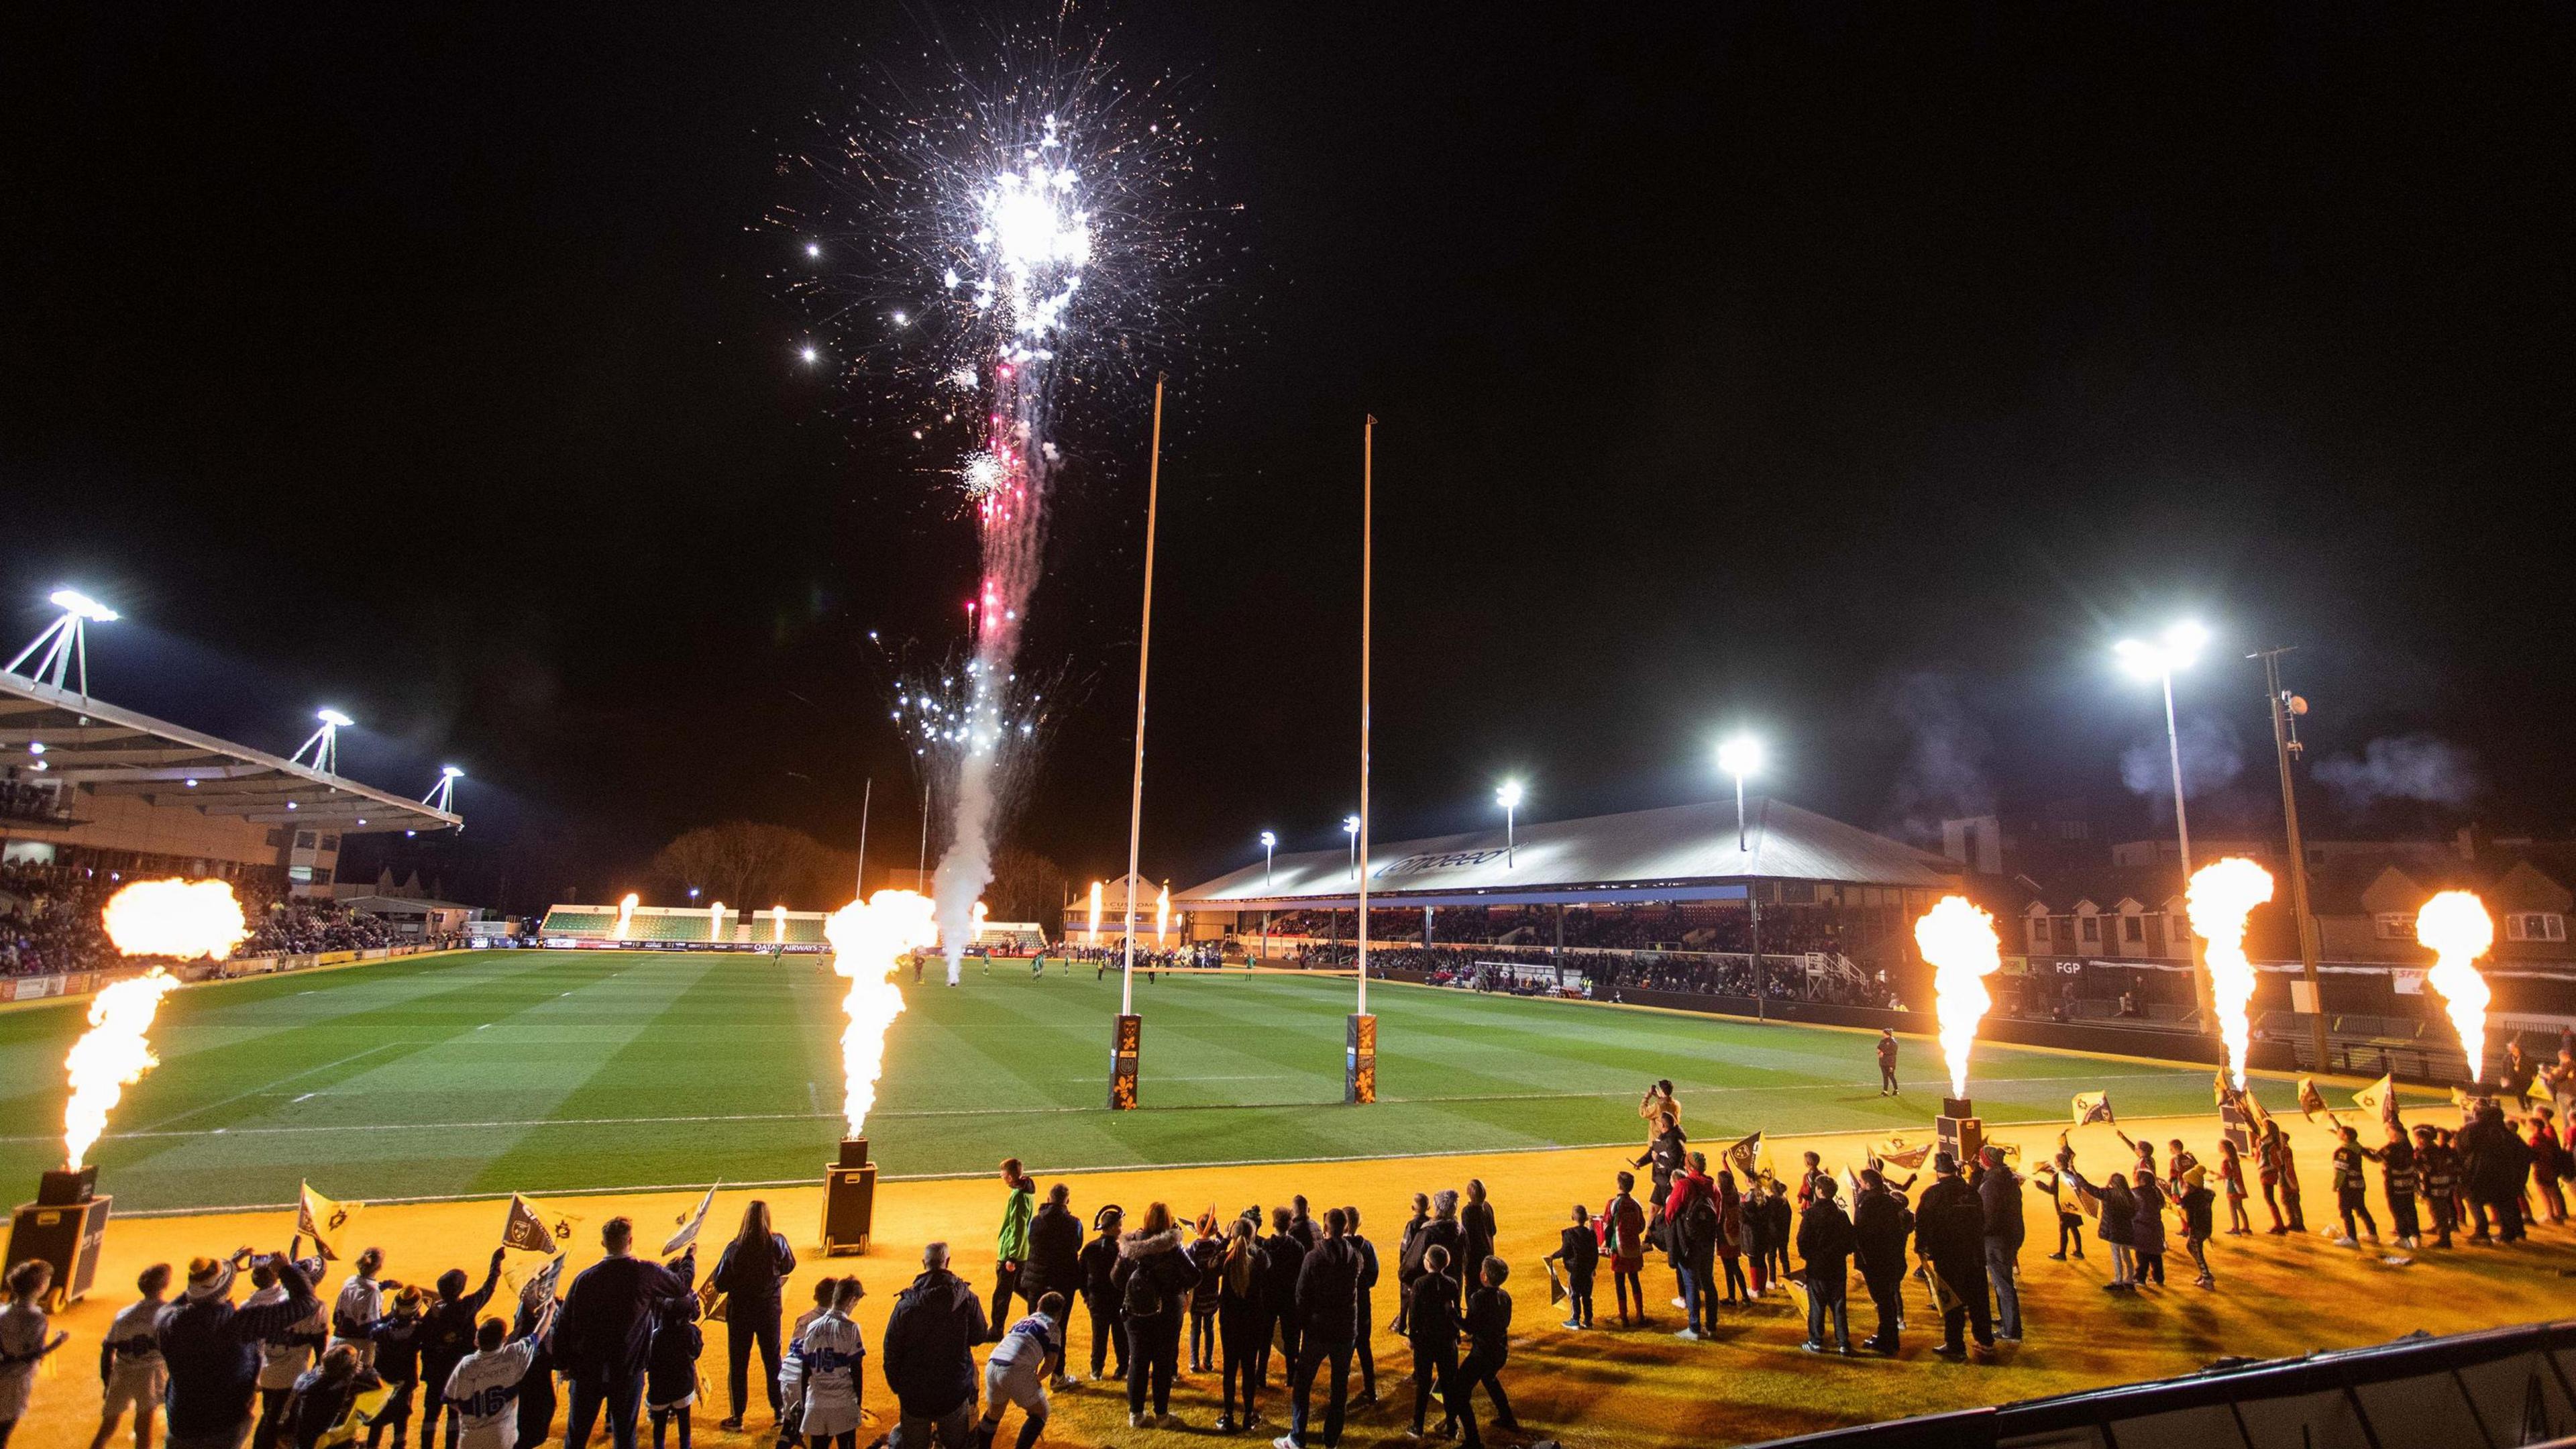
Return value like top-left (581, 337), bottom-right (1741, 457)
top-left (5, 590), bottom-right (119, 701)
top-left (292, 709), bottom-right (354, 775)
top-left (2114, 620), bottom-right (2216, 1031)
top-left (421, 765), bottom-right (462, 812)
top-left (1258, 830), bottom-right (1277, 965)
top-left (1497, 780), bottom-right (1524, 868)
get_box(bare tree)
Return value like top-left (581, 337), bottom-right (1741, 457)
top-left (985, 845), bottom-right (1069, 926)
top-left (651, 821), bottom-right (841, 907)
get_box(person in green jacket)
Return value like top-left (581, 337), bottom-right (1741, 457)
top-left (992, 1159), bottom-right (1038, 1342)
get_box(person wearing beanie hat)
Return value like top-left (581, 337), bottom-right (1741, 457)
top-left (1911, 1153), bottom-right (1992, 1361)
top-left (364, 1289), bottom-right (428, 1449)
top-left (156, 1251), bottom-right (320, 1449)
top-left (330, 1250), bottom-right (394, 1371)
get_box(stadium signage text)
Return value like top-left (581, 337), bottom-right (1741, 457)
top-left (1379, 848), bottom-right (1511, 876)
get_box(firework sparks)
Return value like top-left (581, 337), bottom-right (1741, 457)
top-left (2187, 857), bottom-right (2275, 1091)
top-left (822, 889), bottom-right (941, 1136)
top-left (1915, 895), bottom-right (2002, 1099)
top-left (2415, 890), bottom-right (2495, 1081)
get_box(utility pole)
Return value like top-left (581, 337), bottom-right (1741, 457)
top-left (2255, 646), bottom-right (2330, 1072)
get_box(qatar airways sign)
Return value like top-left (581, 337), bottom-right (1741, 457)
top-left (1378, 848), bottom-right (1510, 877)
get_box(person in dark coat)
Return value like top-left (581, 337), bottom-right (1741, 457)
top-left (1214, 1218), bottom-right (1269, 1436)
top-left (1974, 1147), bottom-right (2025, 1342)
top-left (1911, 1154), bottom-right (1992, 1360)
top-left (1415, 1195), bottom-right (1465, 1302)
top-left (1187, 1213), bottom-right (1226, 1376)
top-left (1258, 1208), bottom-right (1307, 1388)
top-left (1281, 1208), bottom-right (1364, 1449)
top-left (557, 1220), bottom-right (693, 1449)
top-left (2460, 1102), bottom-right (2532, 1243)
top-left (1389, 1195), bottom-right (1430, 1336)
top-left (1457, 1183), bottom-right (1498, 1297)
top-left (1630, 1122), bottom-right (1688, 1214)
top-left (1794, 1179), bottom-right (1856, 1355)
top-left (1401, 1248), bottom-right (1459, 1441)
top-left (879, 1241), bottom-right (988, 1447)
top-left (708, 1201), bottom-right (796, 1434)
top-left (1445, 1259), bottom-right (1515, 1449)
top-left (643, 1253), bottom-right (701, 1449)
top-left (1850, 1169), bottom-right (1911, 1356)
top-left (419, 1252), bottom-right (504, 1449)
top-left (1076, 1207), bottom-right (1128, 1384)
top-left (362, 1289), bottom-right (425, 1449)
top-left (1023, 1187), bottom-right (1085, 1384)
top-left (280, 1345), bottom-right (381, 1449)
top-left (2129, 1175), bottom-right (2168, 1287)
top-left (508, 1275), bottom-right (560, 1449)
top-left (1342, 1206), bottom-right (1379, 1403)
top-left (1109, 1204), bottom-right (1197, 1430)
top-left (156, 1252), bottom-right (321, 1449)
top-left (1542, 1205), bottom-right (1597, 1331)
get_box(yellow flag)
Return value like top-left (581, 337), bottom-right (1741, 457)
top-left (1874, 1134), bottom-right (1933, 1170)
top-left (2072, 1091), bottom-right (2114, 1126)
top-left (2352, 1074), bottom-right (2400, 1128)
top-left (1725, 1130), bottom-right (1765, 1181)
top-left (298, 1182), bottom-right (362, 1262)
top-left (2295, 1077), bottom-right (2329, 1120)
top-left (501, 1193), bottom-right (583, 1254)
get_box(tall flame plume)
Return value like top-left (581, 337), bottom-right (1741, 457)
top-left (66, 878), bottom-right (248, 1169)
top-left (2187, 857), bottom-right (2274, 1091)
top-left (2415, 890), bottom-right (2494, 1082)
top-left (822, 890), bottom-right (940, 1136)
top-left (1915, 894), bottom-right (2001, 1099)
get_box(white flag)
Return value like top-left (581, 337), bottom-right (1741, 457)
top-left (664, 1183), bottom-right (718, 1256)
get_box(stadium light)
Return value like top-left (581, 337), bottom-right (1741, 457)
top-left (6, 587), bottom-right (120, 700)
top-left (1717, 735), bottom-right (1763, 851)
top-left (1497, 780), bottom-right (1523, 868)
top-left (421, 765), bottom-right (462, 812)
top-left (2115, 621), bottom-right (2210, 882)
top-left (1344, 814), bottom-right (1361, 881)
top-left (1259, 830), bottom-right (1277, 888)
top-left (292, 709), bottom-right (353, 775)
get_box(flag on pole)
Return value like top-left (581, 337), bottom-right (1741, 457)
top-left (501, 1193), bottom-right (582, 1254)
top-left (503, 1252), bottom-right (567, 1302)
top-left (1544, 1259), bottom-right (1566, 1307)
top-left (2353, 1074), bottom-right (2401, 1128)
top-left (1725, 1131), bottom-right (1765, 1181)
top-left (1874, 1134), bottom-right (1933, 1170)
top-left (297, 1182), bottom-right (363, 1262)
top-left (2212, 1071), bottom-right (2237, 1107)
top-left (664, 1183), bottom-right (718, 1256)
top-left (2295, 1077), bottom-right (2329, 1120)
top-left (2240, 1089), bottom-right (2273, 1134)
top-left (2072, 1091), bottom-right (2115, 1126)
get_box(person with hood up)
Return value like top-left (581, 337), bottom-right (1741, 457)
top-left (157, 1252), bottom-right (321, 1449)
top-left (777, 1279), bottom-right (865, 1449)
top-left (1110, 1203), bottom-right (1198, 1431)
top-left (1022, 1186), bottom-right (1083, 1388)
top-left (881, 1241), bottom-right (985, 1448)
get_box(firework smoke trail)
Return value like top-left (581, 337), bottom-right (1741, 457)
top-left (785, 29), bottom-right (1223, 983)
top-left (823, 889), bottom-right (941, 1135)
top-left (1914, 894), bottom-right (2002, 1099)
top-left (2415, 890), bottom-right (2495, 1081)
top-left (2186, 857), bottom-right (2274, 1091)
top-left (66, 879), bottom-right (249, 1167)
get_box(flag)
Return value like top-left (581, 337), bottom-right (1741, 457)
top-left (1544, 1259), bottom-right (1566, 1307)
top-left (1989, 1140), bottom-right (2023, 1168)
top-left (501, 1193), bottom-right (582, 1254)
top-left (297, 1182), bottom-right (362, 1263)
top-left (700, 1270), bottom-right (729, 1323)
top-left (2353, 1074), bottom-right (2400, 1128)
top-left (1843, 1165), bottom-right (1866, 1203)
top-left (664, 1183), bottom-right (718, 1256)
top-left (1918, 1258), bottom-right (1960, 1313)
top-left (1874, 1134), bottom-right (1933, 1170)
top-left (2072, 1091), bottom-right (2114, 1127)
top-left (502, 1252), bottom-right (566, 1302)
top-left (2212, 1071), bottom-right (2236, 1107)
top-left (2240, 1089), bottom-right (2273, 1133)
top-left (1725, 1131), bottom-right (1764, 1181)
top-left (1781, 1271), bottom-right (1813, 1316)
top-left (2296, 1077), bottom-right (2329, 1120)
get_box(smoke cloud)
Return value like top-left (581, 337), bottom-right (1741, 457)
top-left (2121, 714), bottom-right (2243, 798)
top-left (1879, 672), bottom-right (1995, 842)
top-left (2314, 735), bottom-right (2480, 809)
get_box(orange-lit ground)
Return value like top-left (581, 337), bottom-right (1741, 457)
top-left (11, 1114), bottom-right (2572, 1448)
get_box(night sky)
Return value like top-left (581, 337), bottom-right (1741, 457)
top-left (4, 4), bottom-right (2571, 911)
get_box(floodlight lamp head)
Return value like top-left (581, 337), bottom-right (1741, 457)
top-left (48, 589), bottom-right (118, 622)
top-left (1717, 735), bottom-right (1763, 780)
top-left (316, 708), bottom-right (354, 728)
top-left (1343, 816), bottom-right (1360, 835)
top-left (1259, 831), bottom-right (1277, 849)
top-left (1497, 781), bottom-right (1523, 811)
top-left (441, 765), bottom-right (464, 778)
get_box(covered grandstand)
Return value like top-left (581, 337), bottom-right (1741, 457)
top-left (1175, 797), bottom-right (1964, 1002)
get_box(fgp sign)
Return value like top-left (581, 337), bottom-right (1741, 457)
top-left (1379, 848), bottom-right (1510, 876)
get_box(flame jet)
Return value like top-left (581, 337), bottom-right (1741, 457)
top-left (2187, 857), bottom-right (2275, 1091)
top-left (1915, 895), bottom-right (2002, 1098)
top-left (822, 890), bottom-right (941, 1136)
top-left (2415, 890), bottom-right (2494, 1082)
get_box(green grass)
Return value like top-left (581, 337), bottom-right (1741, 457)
top-left (2, 950), bottom-right (2281, 1212)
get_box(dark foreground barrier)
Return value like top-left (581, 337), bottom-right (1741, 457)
top-left (1749, 1318), bottom-right (2576, 1449)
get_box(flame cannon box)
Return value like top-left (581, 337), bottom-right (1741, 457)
top-left (1936, 1097), bottom-right (1984, 1171)
top-left (821, 1138), bottom-right (877, 1256)
top-left (9, 1165), bottom-right (111, 1309)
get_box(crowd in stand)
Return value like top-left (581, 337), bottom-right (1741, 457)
top-left (0, 776), bottom-right (72, 826)
top-left (0, 863), bottom-right (398, 976)
top-left (1281, 942), bottom-right (1900, 1010)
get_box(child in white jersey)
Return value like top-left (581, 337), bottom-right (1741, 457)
top-left (777, 1279), bottom-right (865, 1449)
top-left (976, 1293), bottom-right (1065, 1449)
top-left (1, 1259), bottom-right (72, 1449)
top-left (90, 1263), bottom-right (171, 1449)
top-left (439, 1304), bottom-right (553, 1449)
top-left (773, 1278), bottom-right (838, 1449)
